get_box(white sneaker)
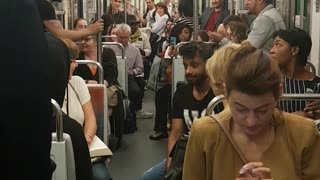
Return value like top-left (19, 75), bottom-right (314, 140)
top-left (136, 109), bottom-right (153, 119)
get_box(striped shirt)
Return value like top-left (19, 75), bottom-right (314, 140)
top-left (279, 76), bottom-right (320, 113)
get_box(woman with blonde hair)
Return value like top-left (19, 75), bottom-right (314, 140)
top-left (183, 43), bottom-right (320, 179)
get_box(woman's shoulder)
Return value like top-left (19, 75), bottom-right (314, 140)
top-left (281, 112), bottom-right (319, 146)
top-left (192, 116), bottom-right (221, 138)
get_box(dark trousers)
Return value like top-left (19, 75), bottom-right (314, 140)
top-left (128, 76), bottom-right (145, 110)
top-left (154, 84), bottom-right (172, 132)
top-left (51, 114), bottom-right (93, 180)
top-left (143, 57), bottom-right (151, 80)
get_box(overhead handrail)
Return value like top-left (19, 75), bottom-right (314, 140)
top-left (205, 93), bottom-right (320, 115)
top-left (102, 42), bottom-right (125, 59)
top-left (51, 99), bottom-right (63, 142)
top-left (76, 60), bottom-right (104, 84)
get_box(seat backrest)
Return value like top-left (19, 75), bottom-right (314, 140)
top-left (51, 133), bottom-right (76, 180)
top-left (87, 84), bottom-right (110, 145)
top-left (116, 56), bottom-right (128, 98)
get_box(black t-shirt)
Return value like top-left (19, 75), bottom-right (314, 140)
top-left (172, 83), bottom-right (223, 134)
top-left (38, 0), bottom-right (56, 22)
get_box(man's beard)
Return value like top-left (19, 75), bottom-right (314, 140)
top-left (186, 73), bottom-right (207, 86)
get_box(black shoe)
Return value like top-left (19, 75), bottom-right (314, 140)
top-left (149, 132), bottom-right (168, 140)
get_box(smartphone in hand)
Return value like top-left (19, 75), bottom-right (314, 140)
top-left (169, 37), bottom-right (177, 47)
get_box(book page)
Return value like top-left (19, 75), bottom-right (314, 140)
top-left (89, 135), bottom-right (113, 158)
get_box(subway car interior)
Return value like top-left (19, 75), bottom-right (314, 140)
top-left (13, 0), bottom-right (320, 179)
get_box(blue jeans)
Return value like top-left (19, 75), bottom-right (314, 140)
top-left (140, 159), bottom-right (166, 180)
top-left (92, 162), bottom-right (112, 180)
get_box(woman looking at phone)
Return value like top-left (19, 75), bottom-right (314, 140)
top-left (183, 43), bottom-right (320, 179)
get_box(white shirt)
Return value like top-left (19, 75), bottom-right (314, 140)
top-left (62, 76), bottom-right (91, 126)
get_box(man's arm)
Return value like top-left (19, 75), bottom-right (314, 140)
top-left (166, 118), bottom-right (184, 171)
top-left (43, 19), bottom-right (104, 41)
top-left (247, 15), bottom-right (274, 49)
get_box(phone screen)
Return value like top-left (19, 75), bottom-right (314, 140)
top-left (170, 37), bottom-right (177, 46)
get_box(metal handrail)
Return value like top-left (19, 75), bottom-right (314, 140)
top-left (51, 99), bottom-right (63, 142)
top-left (205, 95), bottom-right (225, 116)
top-left (102, 42), bottom-right (125, 59)
top-left (76, 60), bottom-right (104, 84)
top-left (306, 61), bottom-right (316, 75)
top-left (205, 93), bottom-right (320, 115)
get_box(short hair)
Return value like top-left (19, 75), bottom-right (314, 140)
top-left (115, 23), bottom-right (131, 34)
top-left (272, 29), bottom-right (312, 66)
top-left (60, 38), bottom-right (79, 59)
top-left (179, 41), bottom-right (213, 62)
top-left (224, 43), bottom-right (282, 98)
top-left (222, 15), bottom-right (242, 27)
top-left (226, 21), bottom-right (248, 43)
top-left (198, 30), bottom-right (209, 42)
top-left (169, 22), bottom-right (192, 43)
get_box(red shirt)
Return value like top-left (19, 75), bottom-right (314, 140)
top-left (205, 10), bottom-right (220, 32)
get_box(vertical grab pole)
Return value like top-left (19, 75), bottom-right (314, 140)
top-left (193, 0), bottom-right (198, 41)
top-left (124, 0), bottom-right (127, 24)
top-left (51, 99), bottom-right (63, 142)
top-left (97, 0), bottom-right (103, 64)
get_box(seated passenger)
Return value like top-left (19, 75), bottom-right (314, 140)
top-left (270, 29), bottom-right (320, 119)
top-left (183, 43), bottom-right (320, 179)
top-left (128, 15), bottom-right (152, 80)
top-left (61, 38), bottom-right (112, 180)
top-left (107, 23), bottom-right (153, 118)
top-left (74, 35), bottom-right (118, 85)
top-left (141, 41), bottom-right (223, 180)
top-left (73, 18), bottom-right (89, 30)
top-left (225, 21), bottom-right (248, 44)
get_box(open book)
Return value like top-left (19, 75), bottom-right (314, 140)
top-left (89, 135), bottom-right (113, 158)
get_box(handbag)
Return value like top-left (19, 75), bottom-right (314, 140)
top-left (164, 134), bottom-right (188, 180)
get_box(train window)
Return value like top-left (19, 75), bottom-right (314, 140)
top-left (316, 0), bottom-right (320, 13)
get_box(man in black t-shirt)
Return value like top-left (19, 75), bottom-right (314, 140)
top-left (140, 41), bottom-right (221, 180)
top-left (38, 0), bottom-right (104, 41)
top-left (166, 41), bottom-right (222, 171)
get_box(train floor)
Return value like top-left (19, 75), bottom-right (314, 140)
top-left (108, 89), bottom-right (167, 180)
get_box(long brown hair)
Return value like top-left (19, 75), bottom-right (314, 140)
top-left (224, 43), bottom-right (282, 99)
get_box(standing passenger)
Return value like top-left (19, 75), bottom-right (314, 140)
top-left (244, 0), bottom-right (285, 52)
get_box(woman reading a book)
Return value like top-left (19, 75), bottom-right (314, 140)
top-left (61, 38), bottom-right (112, 180)
top-left (183, 44), bottom-right (320, 179)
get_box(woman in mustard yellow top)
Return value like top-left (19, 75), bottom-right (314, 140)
top-left (183, 44), bottom-right (320, 180)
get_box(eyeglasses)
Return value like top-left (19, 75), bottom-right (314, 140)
top-left (117, 36), bottom-right (129, 40)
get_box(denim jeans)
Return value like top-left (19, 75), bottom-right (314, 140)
top-left (140, 159), bottom-right (166, 180)
top-left (92, 162), bottom-right (112, 180)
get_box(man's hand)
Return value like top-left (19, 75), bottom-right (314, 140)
top-left (208, 31), bottom-right (223, 43)
top-left (87, 19), bottom-right (104, 35)
top-left (236, 162), bottom-right (273, 180)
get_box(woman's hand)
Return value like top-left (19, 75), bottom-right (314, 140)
top-left (304, 100), bottom-right (320, 119)
top-left (85, 134), bottom-right (94, 145)
top-left (236, 162), bottom-right (273, 180)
